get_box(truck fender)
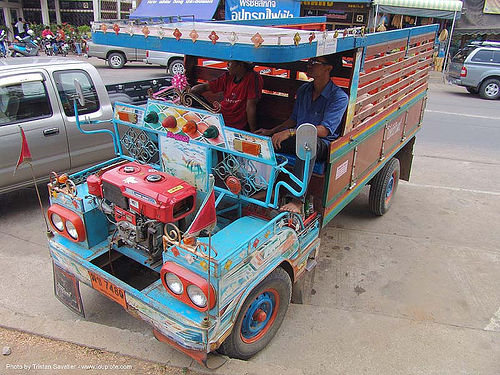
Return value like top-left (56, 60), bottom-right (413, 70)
top-left (217, 257), bottom-right (296, 347)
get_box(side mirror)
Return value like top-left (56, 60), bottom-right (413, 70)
top-left (74, 79), bottom-right (85, 107)
top-left (295, 123), bottom-right (317, 160)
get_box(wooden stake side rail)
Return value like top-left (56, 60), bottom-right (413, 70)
top-left (358, 48), bottom-right (433, 87)
top-left (353, 73), bottom-right (429, 127)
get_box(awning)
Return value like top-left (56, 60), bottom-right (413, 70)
top-left (129, 0), bottom-right (220, 21)
top-left (373, 0), bottom-right (463, 19)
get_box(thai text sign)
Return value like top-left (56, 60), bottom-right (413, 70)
top-left (225, 0), bottom-right (300, 20)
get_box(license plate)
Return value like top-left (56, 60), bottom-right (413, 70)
top-left (89, 271), bottom-right (127, 309)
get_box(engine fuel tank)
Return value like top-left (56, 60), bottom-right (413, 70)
top-left (87, 161), bottom-right (196, 223)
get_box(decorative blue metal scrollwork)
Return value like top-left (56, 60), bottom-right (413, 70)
top-left (213, 153), bottom-right (267, 197)
top-left (121, 127), bottom-right (159, 164)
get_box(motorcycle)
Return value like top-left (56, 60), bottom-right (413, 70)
top-left (42, 35), bottom-right (55, 56)
top-left (0, 30), bottom-right (9, 58)
top-left (52, 39), bottom-right (69, 57)
top-left (9, 31), bottom-right (39, 57)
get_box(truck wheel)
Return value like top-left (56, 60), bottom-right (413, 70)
top-left (479, 78), bottom-right (500, 100)
top-left (369, 158), bottom-right (400, 216)
top-left (168, 59), bottom-right (185, 75)
top-left (466, 87), bottom-right (478, 94)
top-left (108, 52), bottom-right (126, 69)
top-left (219, 267), bottom-right (291, 360)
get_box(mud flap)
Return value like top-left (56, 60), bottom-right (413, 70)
top-left (153, 329), bottom-right (227, 369)
top-left (52, 261), bottom-right (85, 317)
top-left (291, 258), bottom-right (317, 305)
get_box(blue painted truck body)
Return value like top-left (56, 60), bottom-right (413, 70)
top-left (46, 18), bottom-right (438, 366)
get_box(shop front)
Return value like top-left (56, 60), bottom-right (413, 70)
top-left (372, 0), bottom-right (463, 71)
top-left (300, 0), bottom-right (371, 30)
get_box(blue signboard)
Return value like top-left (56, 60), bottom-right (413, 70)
top-left (225, 0), bottom-right (301, 21)
top-left (130, 0), bottom-right (220, 20)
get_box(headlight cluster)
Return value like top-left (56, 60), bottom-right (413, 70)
top-left (47, 204), bottom-right (86, 242)
top-left (161, 261), bottom-right (215, 311)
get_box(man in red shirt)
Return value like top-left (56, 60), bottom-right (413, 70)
top-left (192, 61), bottom-right (263, 132)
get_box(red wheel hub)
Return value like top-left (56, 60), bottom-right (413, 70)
top-left (254, 309), bottom-right (267, 322)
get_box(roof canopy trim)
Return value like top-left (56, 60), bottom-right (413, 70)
top-left (373, 0), bottom-right (463, 12)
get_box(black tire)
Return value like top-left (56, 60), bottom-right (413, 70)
top-left (368, 158), bottom-right (400, 216)
top-left (107, 52), bottom-right (126, 69)
top-left (219, 267), bottom-right (291, 360)
top-left (479, 78), bottom-right (500, 100)
top-left (466, 87), bottom-right (478, 94)
top-left (167, 59), bottom-right (185, 75)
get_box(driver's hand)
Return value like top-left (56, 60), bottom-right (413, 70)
top-left (255, 128), bottom-right (273, 136)
top-left (272, 130), bottom-right (290, 149)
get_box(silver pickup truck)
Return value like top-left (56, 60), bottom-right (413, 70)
top-left (0, 57), bottom-right (171, 194)
top-left (87, 41), bottom-right (184, 74)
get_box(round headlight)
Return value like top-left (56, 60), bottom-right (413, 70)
top-left (51, 213), bottom-right (64, 231)
top-left (65, 221), bottom-right (78, 240)
top-left (187, 285), bottom-right (207, 308)
top-left (165, 273), bottom-right (183, 295)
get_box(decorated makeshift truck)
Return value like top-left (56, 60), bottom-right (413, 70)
top-left (46, 17), bottom-right (437, 366)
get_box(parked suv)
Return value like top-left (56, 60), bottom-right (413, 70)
top-left (447, 41), bottom-right (500, 100)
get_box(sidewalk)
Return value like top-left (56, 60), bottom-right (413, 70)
top-left (0, 326), bottom-right (201, 375)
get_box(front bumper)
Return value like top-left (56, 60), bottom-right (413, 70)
top-left (48, 239), bottom-right (211, 364)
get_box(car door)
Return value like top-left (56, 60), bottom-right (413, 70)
top-left (466, 49), bottom-right (495, 87)
top-left (51, 67), bottom-right (115, 172)
top-left (0, 71), bottom-right (70, 194)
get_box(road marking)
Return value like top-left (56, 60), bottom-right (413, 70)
top-left (404, 182), bottom-right (500, 196)
top-left (484, 307), bottom-right (500, 332)
top-left (425, 109), bottom-right (499, 120)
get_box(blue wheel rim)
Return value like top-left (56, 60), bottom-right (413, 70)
top-left (385, 173), bottom-right (395, 204)
top-left (240, 290), bottom-right (277, 343)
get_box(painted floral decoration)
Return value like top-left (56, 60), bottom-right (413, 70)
top-left (293, 32), bottom-right (301, 46)
top-left (251, 33), bottom-right (264, 48)
top-left (209, 31), bottom-right (219, 44)
top-left (113, 24), bottom-right (120, 35)
top-left (190, 29), bottom-right (199, 43)
top-left (142, 26), bottom-right (150, 38)
top-left (173, 28), bottom-right (182, 41)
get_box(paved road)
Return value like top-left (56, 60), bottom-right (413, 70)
top-left (0, 69), bottom-right (499, 374)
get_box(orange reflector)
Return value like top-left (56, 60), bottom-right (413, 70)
top-left (183, 236), bottom-right (196, 246)
top-left (57, 174), bottom-right (68, 184)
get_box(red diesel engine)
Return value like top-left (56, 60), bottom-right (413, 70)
top-left (87, 161), bottom-right (196, 260)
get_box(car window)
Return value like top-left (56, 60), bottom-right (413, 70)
top-left (0, 80), bottom-right (52, 126)
top-left (53, 70), bottom-right (100, 116)
top-left (452, 47), bottom-right (474, 63)
top-left (471, 50), bottom-right (494, 62)
top-left (493, 51), bottom-right (500, 64)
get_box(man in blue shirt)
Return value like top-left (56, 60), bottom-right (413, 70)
top-left (256, 54), bottom-right (348, 214)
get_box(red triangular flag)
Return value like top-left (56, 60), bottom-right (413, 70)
top-left (184, 189), bottom-right (217, 238)
top-left (14, 126), bottom-right (32, 175)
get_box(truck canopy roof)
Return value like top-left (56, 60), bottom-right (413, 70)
top-left (91, 18), bottom-right (438, 63)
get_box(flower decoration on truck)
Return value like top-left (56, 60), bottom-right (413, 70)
top-left (113, 24), bottom-right (120, 35)
top-left (142, 26), bottom-right (150, 38)
top-left (228, 32), bottom-right (238, 46)
top-left (251, 33), bottom-right (264, 48)
top-left (173, 28), bottom-right (182, 41)
top-left (308, 32), bottom-right (315, 44)
top-left (189, 29), bottom-right (199, 43)
top-left (172, 74), bottom-right (188, 91)
top-left (293, 32), bottom-right (301, 46)
top-left (208, 31), bottom-right (219, 45)
top-left (100, 24), bottom-right (108, 33)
